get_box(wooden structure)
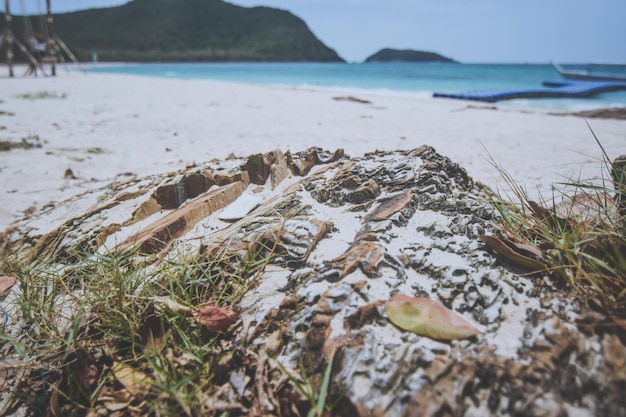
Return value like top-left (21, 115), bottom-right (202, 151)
top-left (2, 0), bottom-right (15, 76)
top-left (0, 0), bottom-right (82, 77)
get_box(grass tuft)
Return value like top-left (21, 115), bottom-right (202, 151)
top-left (485, 132), bottom-right (626, 313)
top-left (0, 240), bottom-right (276, 416)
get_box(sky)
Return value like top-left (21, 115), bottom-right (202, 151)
top-left (3, 0), bottom-right (626, 63)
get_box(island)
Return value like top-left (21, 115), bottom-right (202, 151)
top-left (1, 0), bottom-right (344, 63)
top-left (365, 48), bottom-right (457, 63)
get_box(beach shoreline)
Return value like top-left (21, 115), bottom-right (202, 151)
top-left (1, 70), bottom-right (625, 230)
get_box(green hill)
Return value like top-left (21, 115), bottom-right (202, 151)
top-left (1, 0), bottom-right (344, 62)
top-left (365, 48), bottom-right (456, 63)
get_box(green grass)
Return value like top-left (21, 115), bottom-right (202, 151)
top-left (485, 132), bottom-right (626, 312)
top-left (0, 231), bottom-right (346, 416)
top-left (275, 347), bottom-right (340, 417)
top-left (0, 242), bottom-right (276, 416)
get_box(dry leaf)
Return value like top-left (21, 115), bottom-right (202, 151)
top-left (112, 362), bottom-right (149, 397)
top-left (196, 304), bottom-right (238, 332)
top-left (386, 294), bottom-right (480, 340)
top-left (480, 234), bottom-right (546, 271)
top-left (0, 276), bottom-right (17, 294)
top-left (152, 296), bottom-right (193, 316)
top-left (91, 384), bottom-right (134, 414)
top-left (528, 200), bottom-right (570, 229)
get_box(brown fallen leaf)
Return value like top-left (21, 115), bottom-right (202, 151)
top-left (0, 276), bottom-right (17, 294)
top-left (112, 362), bottom-right (149, 397)
top-left (528, 200), bottom-right (569, 229)
top-left (92, 384), bottom-right (134, 413)
top-left (196, 304), bottom-right (238, 332)
top-left (386, 294), bottom-right (480, 341)
top-left (479, 234), bottom-right (546, 271)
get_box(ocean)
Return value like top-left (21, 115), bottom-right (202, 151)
top-left (88, 62), bottom-right (626, 112)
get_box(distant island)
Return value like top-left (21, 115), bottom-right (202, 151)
top-left (365, 48), bottom-right (457, 63)
top-left (1, 1), bottom-right (460, 64)
top-left (1, 0), bottom-right (344, 62)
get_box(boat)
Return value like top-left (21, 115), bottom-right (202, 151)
top-left (552, 62), bottom-right (626, 82)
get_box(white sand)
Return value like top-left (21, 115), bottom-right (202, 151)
top-left (1, 70), bottom-right (625, 230)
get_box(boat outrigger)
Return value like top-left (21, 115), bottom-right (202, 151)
top-left (552, 62), bottom-right (626, 82)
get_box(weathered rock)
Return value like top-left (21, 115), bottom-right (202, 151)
top-left (217, 192), bottom-right (262, 222)
top-left (286, 147), bottom-right (345, 176)
top-left (116, 179), bottom-right (249, 254)
top-left (366, 189), bottom-right (413, 221)
top-left (153, 174), bottom-right (187, 209)
top-left (243, 152), bottom-right (274, 185)
top-left (184, 170), bottom-right (216, 199)
top-left (214, 170), bottom-right (249, 187)
top-left (1, 146), bottom-right (624, 417)
top-left (151, 169), bottom-right (216, 211)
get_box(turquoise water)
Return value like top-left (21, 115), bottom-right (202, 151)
top-left (88, 62), bottom-right (626, 111)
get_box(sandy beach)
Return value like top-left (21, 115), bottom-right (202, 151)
top-left (2, 69), bottom-right (626, 417)
top-left (1, 70), bottom-right (625, 230)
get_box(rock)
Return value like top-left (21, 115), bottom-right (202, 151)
top-left (1, 146), bottom-right (623, 417)
top-left (152, 170), bottom-right (215, 210)
top-left (116, 180), bottom-right (249, 254)
top-left (243, 152), bottom-right (274, 185)
top-left (218, 192), bottom-right (262, 222)
top-left (184, 170), bottom-right (216, 199)
top-left (243, 149), bottom-right (290, 189)
top-left (286, 147), bottom-right (344, 176)
top-left (153, 175), bottom-right (187, 209)
top-left (366, 189), bottom-right (413, 221)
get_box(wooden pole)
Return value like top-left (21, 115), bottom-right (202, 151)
top-left (45, 0), bottom-right (56, 75)
top-left (4, 0), bottom-right (14, 77)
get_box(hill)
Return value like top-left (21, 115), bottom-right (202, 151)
top-left (1, 0), bottom-right (344, 62)
top-left (365, 48), bottom-right (456, 63)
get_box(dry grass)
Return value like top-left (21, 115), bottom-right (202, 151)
top-left (0, 242), bottom-right (276, 417)
top-left (484, 129), bottom-right (626, 312)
